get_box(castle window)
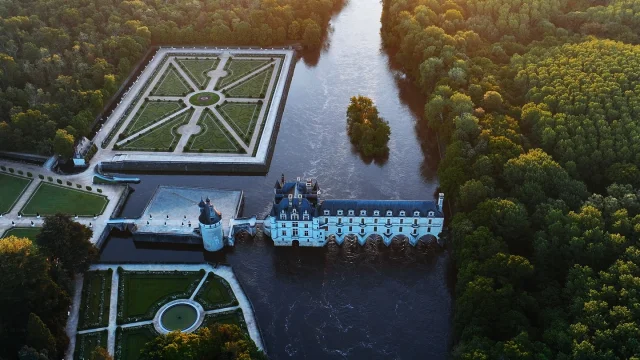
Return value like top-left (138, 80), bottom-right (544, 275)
top-left (349, 218), bottom-right (353, 223)
top-left (349, 226), bottom-right (353, 232)
top-left (360, 210), bottom-right (366, 216)
top-left (386, 228), bottom-right (391, 234)
top-left (338, 217), bottom-right (342, 224)
top-left (428, 227), bottom-right (431, 232)
top-left (399, 210), bottom-right (405, 216)
top-left (386, 219), bottom-right (391, 225)
top-left (293, 229), bottom-right (298, 237)
top-left (374, 218), bottom-right (378, 224)
top-left (304, 223), bottom-right (309, 228)
top-left (280, 210), bottom-right (286, 220)
top-left (348, 210), bottom-right (354, 216)
top-left (386, 210), bottom-right (393, 216)
top-left (414, 219), bottom-right (418, 225)
top-left (292, 222), bottom-right (298, 228)
top-left (282, 223), bottom-right (286, 228)
top-left (337, 210), bottom-right (343, 216)
top-left (413, 228), bottom-right (417, 235)
top-left (374, 226), bottom-right (378, 232)
top-left (304, 231), bottom-right (309, 237)
top-left (325, 218), bottom-right (328, 224)
top-left (303, 213), bottom-right (309, 220)
top-left (428, 219), bottom-right (432, 225)
top-left (400, 219), bottom-right (404, 224)
top-left (324, 210), bottom-right (330, 216)
top-left (292, 213), bottom-right (299, 220)
top-left (399, 227), bottom-right (403, 232)
top-left (282, 230), bottom-right (286, 236)
top-left (360, 228), bottom-right (365, 234)
top-left (337, 228), bottom-right (342, 234)
top-left (360, 218), bottom-right (365, 224)
top-left (373, 210), bottom-right (380, 216)
top-left (413, 211), bottom-right (420, 217)
top-left (428, 211), bottom-right (434, 216)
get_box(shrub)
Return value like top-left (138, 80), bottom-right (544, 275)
top-left (27, 172), bottom-right (32, 177)
top-left (38, 174), bottom-right (44, 179)
top-left (86, 186), bottom-right (92, 191)
top-left (97, 189), bottom-right (103, 193)
top-left (17, 170), bottom-right (23, 175)
top-left (0, 166), bottom-right (5, 171)
top-left (199, 148), bottom-right (204, 153)
top-left (47, 176), bottom-right (53, 182)
top-left (76, 184), bottom-right (82, 188)
top-left (56, 179), bottom-right (62, 184)
top-left (67, 181), bottom-right (72, 186)
top-left (9, 168), bottom-right (14, 173)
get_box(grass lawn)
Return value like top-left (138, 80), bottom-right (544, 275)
top-left (150, 65), bottom-right (192, 96)
top-left (118, 271), bottom-right (203, 323)
top-left (1, 227), bottom-right (41, 241)
top-left (189, 92), bottom-right (220, 106)
top-left (219, 102), bottom-right (261, 140)
top-left (187, 110), bottom-right (242, 153)
top-left (115, 325), bottom-right (158, 360)
top-left (218, 59), bottom-right (270, 88)
top-left (202, 309), bottom-right (247, 332)
top-left (226, 67), bottom-right (273, 98)
top-left (75, 331), bottom-right (108, 360)
top-left (0, 173), bottom-right (31, 214)
top-left (123, 101), bottom-right (184, 135)
top-left (21, 183), bottom-right (108, 217)
top-left (194, 273), bottom-right (237, 310)
top-left (177, 58), bottom-right (219, 88)
top-left (79, 270), bottom-right (113, 330)
top-left (121, 110), bottom-right (191, 152)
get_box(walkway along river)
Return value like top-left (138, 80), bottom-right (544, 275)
top-left (100, 0), bottom-right (453, 358)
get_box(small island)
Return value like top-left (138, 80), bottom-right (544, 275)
top-left (346, 96), bottom-right (390, 157)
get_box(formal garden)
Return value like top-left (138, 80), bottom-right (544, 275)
top-left (75, 266), bottom-right (250, 360)
top-left (0, 172), bottom-right (32, 214)
top-left (105, 51), bottom-right (287, 158)
top-left (186, 110), bottom-right (243, 153)
top-left (20, 182), bottom-right (109, 217)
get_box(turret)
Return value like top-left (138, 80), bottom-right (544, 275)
top-left (198, 196), bottom-right (224, 252)
top-left (438, 193), bottom-right (444, 210)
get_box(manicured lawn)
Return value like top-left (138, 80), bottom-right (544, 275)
top-left (226, 67), bottom-right (273, 98)
top-left (177, 58), bottom-right (219, 88)
top-left (219, 102), bottom-right (261, 140)
top-left (150, 65), bottom-right (192, 96)
top-left (189, 92), bottom-right (220, 106)
top-left (1, 227), bottom-right (41, 241)
top-left (123, 101), bottom-right (184, 135)
top-left (79, 270), bottom-right (113, 330)
top-left (118, 271), bottom-right (203, 323)
top-left (187, 110), bottom-right (242, 153)
top-left (115, 325), bottom-right (157, 360)
top-left (21, 183), bottom-right (108, 217)
top-left (0, 173), bottom-right (31, 214)
top-left (121, 110), bottom-right (191, 152)
top-left (75, 331), bottom-right (108, 360)
top-left (194, 273), bottom-right (237, 310)
top-left (218, 59), bottom-right (270, 88)
top-left (202, 309), bottom-right (246, 332)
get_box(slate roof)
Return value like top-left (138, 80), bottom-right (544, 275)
top-left (318, 200), bottom-right (443, 217)
top-left (199, 198), bottom-right (222, 225)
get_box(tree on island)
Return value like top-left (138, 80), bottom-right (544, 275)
top-left (139, 324), bottom-right (266, 360)
top-left (346, 96), bottom-right (391, 157)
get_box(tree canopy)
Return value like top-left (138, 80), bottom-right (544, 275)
top-left (346, 95), bottom-right (391, 157)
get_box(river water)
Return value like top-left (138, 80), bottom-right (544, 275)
top-left (100, 0), bottom-right (452, 358)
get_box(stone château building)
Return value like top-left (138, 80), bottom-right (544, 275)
top-left (198, 197), bottom-right (225, 251)
top-left (263, 175), bottom-right (445, 247)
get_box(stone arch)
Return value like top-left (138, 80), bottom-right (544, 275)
top-left (418, 234), bottom-right (438, 245)
top-left (292, 239), bottom-right (300, 247)
top-left (390, 234), bottom-right (410, 247)
top-left (363, 233), bottom-right (383, 246)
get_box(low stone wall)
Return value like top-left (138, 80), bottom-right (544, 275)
top-left (99, 160), bottom-right (269, 174)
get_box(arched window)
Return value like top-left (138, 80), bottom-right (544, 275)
top-left (280, 210), bottom-right (286, 220)
top-left (324, 210), bottom-right (330, 216)
top-left (348, 209), bottom-right (354, 216)
top-left (413, 211), bottom-right (420, 217)
top-left (428, 211), bottom-right (434, 217)
top-left (373, 210), bottom-right (380, 216)
top-left (399, 210), bottom-right (405, 216)
top-left (360, 210), bottom-right (367, 216)
top-left (337, 210), bottom-right (343, 216)
top-left (386, 210), bottom-right (393, 216)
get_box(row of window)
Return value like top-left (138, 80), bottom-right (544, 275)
top-left (324, 209), bottom-right (435, 217)
top-left (329, 218), bottom-right (431, 225)
top-left (280, 222), bottom-right (310, 228)
top-left (279, 226), bottom-right (434, 238)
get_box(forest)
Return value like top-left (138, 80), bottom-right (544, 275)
top-left (381, 0), bottom-right (640, 358)
top-left (0, 0), bottom-right (342, 155)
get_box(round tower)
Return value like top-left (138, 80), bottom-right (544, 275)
top-left (198, 197), bottom-right (224, 252)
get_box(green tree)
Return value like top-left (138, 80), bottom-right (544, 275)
top-left (53, 129), bottom-right (74, 159)
top-left (37, 214), bottom-right (97, 275)
top-left (302, 21), bottom-right (322, 48)
top-left (26, 313), bottom-right (56, 356)
top-left (90, 346), bottom-right (113, 360)
top-left (346, 95), bottom-right (391, 157)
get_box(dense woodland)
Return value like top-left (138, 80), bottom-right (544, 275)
top-left (346, 95), bottom-right (391, 157)
top-left (381, 0), bottom-right (640, 358)
top-left (0, 0), bottom-right (342, 155)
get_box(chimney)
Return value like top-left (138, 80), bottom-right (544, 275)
top-left (281, 173), bottom-right (285, 185)
top-left (438, 193), bottom-right (444, 210)
top-left (288, 193), bottom-right (293, 207)
top-left (306, 178), bottom-right (312, 190)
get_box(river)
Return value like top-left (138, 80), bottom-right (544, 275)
top-left (100, 0), bottom-right (452, 358)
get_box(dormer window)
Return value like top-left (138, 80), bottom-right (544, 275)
top-left (373, 210), bottom-right (380, 216)
top-left (360, 210), bottom-right (366, 216)
top-left (386, 210), bottom-right (393, 217)
top-left (324, 210), bottom-right (330, 216)
top-left (303, 211), bottom-right (309, 220)
top-left (337, 210), bottom-right (343, 216)
top-left (348, 210), bottom-right (354, 216)
top-left (280, 210), bottom-right (286, 220)
top-left (413, 211), bottom-right (420, 217)
top-left (292, 213), bottom-right (299, 220)
top-left (399, 210), bottom-right (405, 216)
top-left (428, 211), bottom-right (434, 217)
